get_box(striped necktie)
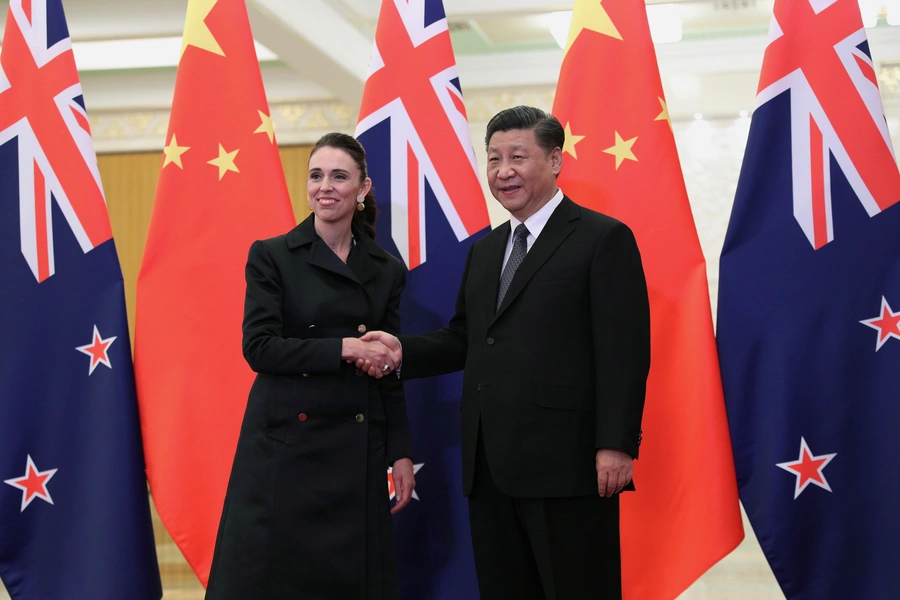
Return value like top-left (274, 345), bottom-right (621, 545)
top-left (496, 223), bottom-right (529, 311)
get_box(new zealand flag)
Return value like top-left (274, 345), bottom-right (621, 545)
top-left (0, 1), bottom-right (161, 598)
top-left (717, 1), bottom-right (900, 598)
top-left (356, 1), bottom-right (492, 597)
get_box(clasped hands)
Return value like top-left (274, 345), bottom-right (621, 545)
top-left (341, 331), bottom-right (402, 379)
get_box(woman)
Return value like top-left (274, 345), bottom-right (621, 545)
top-left (205, 133), bottom-right (415, 600)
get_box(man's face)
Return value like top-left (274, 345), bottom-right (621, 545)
top-left (486, 128), bottom-right (561, 222)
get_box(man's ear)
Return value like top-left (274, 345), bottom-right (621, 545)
top-left (550, 147), bottom-right (563, 176)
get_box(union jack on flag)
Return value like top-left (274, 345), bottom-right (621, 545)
top-left (355, 1), bottom-right (489, 598)
top-left (755, 0), bottom-right (900, 249)
top-left (356, 0), bottom-right (489, 270)
top-left (0, 0), bottom-right (112, 283)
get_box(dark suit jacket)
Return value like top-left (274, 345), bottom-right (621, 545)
top-left (400, 196), bottom-right (650, 498)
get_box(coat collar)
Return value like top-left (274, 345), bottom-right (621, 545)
top-left (285, 214), bottom-right (385, 287)
top-left (491, 196), bottom-right (580, 322)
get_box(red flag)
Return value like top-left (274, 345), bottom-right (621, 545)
top-left (134, 0), bottom-right (294, 585)
top-left (551, 1), bottom-right (743, 598)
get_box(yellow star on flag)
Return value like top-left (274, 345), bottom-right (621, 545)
top-left (181, 0), bottom-right (225, 59)
top-left (254, 110), bottom-right (275, 144)
top-left (565, 0), bottom-right (622, 56)
top-left (162, 134), bottom-right (190, 169)
top-left (208, 144), bottom-right (240, 180)
top-left (562, 122), bottom-right (586, 159)
top-left (602, 131), bottom-right (638, 170)
top-left (655, 97), bottom-right (672, 130)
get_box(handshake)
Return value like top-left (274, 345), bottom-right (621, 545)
top-left (341, 331), bottom-right (403, 379)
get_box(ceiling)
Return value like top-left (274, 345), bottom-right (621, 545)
top-left (1, 0), bottom-right (899, 124)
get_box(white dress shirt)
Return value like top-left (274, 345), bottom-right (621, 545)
top-left (500, 188), bottom-right (564, 271)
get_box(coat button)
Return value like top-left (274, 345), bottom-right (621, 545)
top-left (356, 368), bottom-right (363, 376)
top-left (302, 373), bottom-right (309, 377)
top-left (298, 413), bottom-right (308, 422)
top-left (476, 383), bottom-right (482, 391)
top-left (486, 337), bottom-right (495, 346)
top-left (355, 414), bottom-right (365, 423)
top-left (358, 324), bottom-right (367, 333)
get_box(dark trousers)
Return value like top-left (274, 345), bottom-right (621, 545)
top-left (468, 432), bottom-right (623, 600)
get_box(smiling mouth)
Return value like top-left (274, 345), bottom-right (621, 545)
top-left (317, 198), bottom-right (338, 206)
top-left (498, 185), bottom-right (520, 194)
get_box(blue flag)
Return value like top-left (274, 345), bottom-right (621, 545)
top-left (0, 1), bottom-right (161, 598)
top-left (717, 1), bottom-right (900, 598)
top-left (356, 0), bottom-right (492, 597)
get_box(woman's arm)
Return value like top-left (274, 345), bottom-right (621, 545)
top-left (241, 240), bottom-right (343, 375)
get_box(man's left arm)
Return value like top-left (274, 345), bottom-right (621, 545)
top-left (589, 222), bottom-right (651, 496)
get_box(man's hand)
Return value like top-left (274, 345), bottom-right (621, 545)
top-left (356, 331), bottom-right (402, 377)
top-left (390, 458), bottom-right (416, 514)
top-left (341, 338), bottom-right (399, 379)
top-left (595, 449), bottom-right (633, 497)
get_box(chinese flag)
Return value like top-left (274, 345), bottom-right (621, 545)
top-left (551, 1), bottom-right (744, 598)
top-left (134, 0), bottom-right (295, 585)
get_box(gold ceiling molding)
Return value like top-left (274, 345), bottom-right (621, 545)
top-left (88, 100), bottom-right (360, 154)
top-left (87, 90), bottom-right (558, 154)
top-left (87, 83), bottom-right (894, 154)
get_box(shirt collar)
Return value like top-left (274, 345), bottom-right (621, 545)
top-left (509, 188), bottom-right (564, 240)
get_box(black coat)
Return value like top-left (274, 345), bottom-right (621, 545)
top-left (206, 215), bottom-right (412, 600)
top-left (399, 196), bottom-right (650, 498)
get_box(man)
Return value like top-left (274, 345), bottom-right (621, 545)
top-left (363, 106), bottom-right (650, 599)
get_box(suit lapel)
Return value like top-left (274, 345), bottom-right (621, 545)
top-left (492, 197), bottom-right (580, 321)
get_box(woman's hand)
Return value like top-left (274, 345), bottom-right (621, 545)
top-left (390, 458), bottom-right (416, 514)
top-left (341, 338), bottom-right (399, 378)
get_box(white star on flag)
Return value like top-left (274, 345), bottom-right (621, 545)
top-left (387, 463), bottom-right (424, 501)
top-left (776, 437), bottom-right (837, 499)
top-left (75, 324), bottom-right (117, 375)
top-left (4, 455), bottom-right (58, 512)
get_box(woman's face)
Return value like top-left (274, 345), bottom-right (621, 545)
top-left (307, 146), bottom-right (371, 227)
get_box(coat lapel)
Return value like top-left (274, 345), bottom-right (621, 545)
top-left (492, 197), bottom-right (580, 321)
top-left (286, 215), bottom-right (366, 286)
top-left (349, 232), bottom-right (382, 297)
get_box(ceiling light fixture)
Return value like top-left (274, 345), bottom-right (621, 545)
top-left (647, 4), bottom-right (683, 44)
top-left (547, 11), bottom-right (572, 50)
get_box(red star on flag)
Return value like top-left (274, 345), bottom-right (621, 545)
top-left (387, 462), bottom-right (424, 501)
top-left (860, 296), bottom-right (900, 351)
top-left (776, 437), bottom-right (837, 499)
top-left (75, 324), bottom-right (117, 375)
top-left (4, 455), bottom-right (58, 512)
